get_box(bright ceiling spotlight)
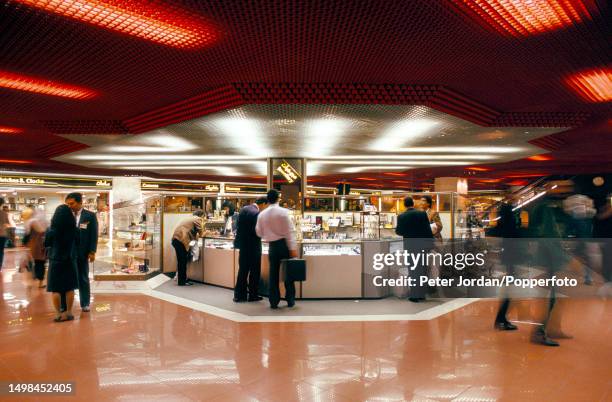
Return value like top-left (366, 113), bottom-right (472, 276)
top-left (371, 119), bottom-right (438, 151)
top-left (211, 118), bottom-right (272, 157)
top-left (566, 68), bottom-right (612, 102)
top-left (526, 154), bottom-right (553, 161)
top-left (98, 160), bottom-right (266, 166)
top-left (313, 160), bottom-right (476, 166)
top-left (304, 118), bottom-right (351, 158)
top-left (73, 154), bottom-right (263, 160)
top-left (397, 146), bottom-right (524, 153)
top-left (13, 0), bottom-right (219, 49)
top-left (340, 166), bottom-right (412, 173)
top-left (0, 126), bottom-right (23, 134)
top-left (319, 154), bottom-right (496, 160)
top-left (105, 135), bottom-right (197, 153)
top-left (0, 70), bottom-right (96, 99)
top-left (450, 0), bottom-right (598, 37)
top-left (0, 159), bottom-right (31, 164)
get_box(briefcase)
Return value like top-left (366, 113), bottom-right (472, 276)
top-left (281, 258), bottom-right (307, 282)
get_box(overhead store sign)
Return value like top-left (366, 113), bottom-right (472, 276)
top-left (224, 184), bottom-right (266, 194)
top-left (0, 174), bottom-right (111, 188)
top-left (276, 160), bottom-right (300, 184)
top-left (141, 180), bottom-right (220, 192)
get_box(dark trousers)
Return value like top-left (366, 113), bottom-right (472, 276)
top-left (34, 260), bottom-right (46, 281)
top-left (235, 246), bottom-right (261, 299)
top-left (268, 239), bottom-right (295, 307)
top-left (77, 257), bottom-right (90, 307)
top-left (172, 239), bottom-right (188, 286)
top-left (0, 237), bottom-right (5, 270)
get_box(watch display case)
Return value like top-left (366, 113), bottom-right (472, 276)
top-left (94, 195), bottom-right (161, 280)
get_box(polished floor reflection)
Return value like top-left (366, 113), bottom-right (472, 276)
top-left (1, 250), bottom-right (611, 402)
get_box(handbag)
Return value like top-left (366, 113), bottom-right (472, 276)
top-left (281, 258), bottom-right (307, 282)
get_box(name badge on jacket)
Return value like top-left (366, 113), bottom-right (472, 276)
top-left (80, 222), bottom-right (88, 230)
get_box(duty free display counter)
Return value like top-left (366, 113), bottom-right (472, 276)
top-left (186, 237), bottom-right (406, 299)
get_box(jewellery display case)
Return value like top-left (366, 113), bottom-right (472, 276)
top-left (94, 195), bottom-right (161, 280)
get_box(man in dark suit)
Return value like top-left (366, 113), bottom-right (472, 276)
top-left (233, 197), bottom-right (268, 302)
top-left (65, 192), bottom-right (98, 312)
top-left (396, 196), bottom-right (433, 302)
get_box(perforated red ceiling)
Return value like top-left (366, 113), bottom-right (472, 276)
top-left (0, 0), bottom-right (609, 184)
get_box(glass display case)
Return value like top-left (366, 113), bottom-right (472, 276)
top-left (302, 242), bottom-right (361, 256)
top-left (94, 195), bottom-right (161, 280)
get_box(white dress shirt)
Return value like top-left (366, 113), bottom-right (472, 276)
top-left (255, 203), bottom-right (297, 250)
top-left (74, 208), bottom-right (82, 227)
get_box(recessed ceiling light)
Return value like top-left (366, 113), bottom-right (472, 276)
top-left (0, 126), bottom-right (23, 134)
top-left (304, 118), bottom-right (350, 157)
top-left (340, 166), bottom-right (412, 173)
top-left (74, 154), bottom-right (263, 161)
top-left (13, 0), bottom-right (219, 49)
top-left (0, 159), bottom-right (31, 164)
top-left (450, 0), bottom-right (597, 37)
top-left (211, 118), bottom-right (271, 157)
top-left (99, 160), bottom-right (266, 166)
top-left (320, 154), bottom-right (496, 160)
top-left (371, 119), bottom-right (438, 151)
top-left (527, 154), bottom-right (553, 161)
top-left (106, 135), bottom-right (196, 153)
top-left (313, 160), bottom-right (476, 166)
top-left (0, 70), bottom-right (96, 99)
top-left (566, 68), bottom-right (612, 102)
top-left (396, 146), bottom-right (524, 153)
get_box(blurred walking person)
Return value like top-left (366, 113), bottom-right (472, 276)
top-left (0, 198), bottom-right (8, 271)
top-left (24, 208), bottom-right (48, 288)
top-left (491, 203), bottom-right (519, 331)
top-left (45, 204), bottom-right (78, 322)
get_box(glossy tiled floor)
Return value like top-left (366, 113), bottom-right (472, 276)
top-left (1, 250), bottom-right (611, 402)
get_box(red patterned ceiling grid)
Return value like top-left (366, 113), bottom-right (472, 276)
top-left (0, 0), bottom-right (609, 187)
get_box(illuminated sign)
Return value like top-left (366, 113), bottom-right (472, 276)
top-left (276, 161), bottom-right (300, 184)
top-left (225, 186), bottom-right (241, 192)
top-left (349, 191), bottom-right (361, 196)
top-left (96, 180), bottom-right (111, 187)
top-left (142, 183), bottom-right (160, 189)
top-left (0, 176), bottom-right (45, 185)
top-left (205, 184), bottom-right (220, 192)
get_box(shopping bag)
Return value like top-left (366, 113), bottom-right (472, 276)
top-left (281, 258), bottom-right (306, 282)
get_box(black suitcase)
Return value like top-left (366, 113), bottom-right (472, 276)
top-left (281, 258), bottom-right (307, 282)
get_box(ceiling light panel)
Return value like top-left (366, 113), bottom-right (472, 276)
top-left (209, 118), bottom-right (272, 157)
top-left (0, 126), bottom-right (23, 134)
top-left (451, 0), bottom-right (598, 37)
top-left (304, 118), bottom-right (351, 157)
top-left (340, 166), bottom-right (412, 173)
top-left (371, 119), bottom-right (438, 151)
top-left (13, 0), bottom-right (219, 49)
top-left (0, 70), bottom-right (96, 99)
top-left (566, 68), bottom-right (612, 102)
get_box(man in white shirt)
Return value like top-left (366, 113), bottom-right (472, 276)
top-left (256, 189), bottom-right (298, 309)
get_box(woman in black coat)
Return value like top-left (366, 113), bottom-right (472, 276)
top-left (46, 204), bottom-right (78, 322)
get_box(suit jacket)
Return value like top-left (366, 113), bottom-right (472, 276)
top-left (46, 205), bottom-right (77, 262)
top-left (234, 204), bottom-right (261, 250)
top-left (427, 209), bottom-right (443, 240)
top-left (0, 209), bottom-right (8, 237)
top-left (172, 216), bottom-right (204, 252)
top-left (76, 209), bottom-right (99, 260)
top-left (396, 208), bottom-right (434, 239)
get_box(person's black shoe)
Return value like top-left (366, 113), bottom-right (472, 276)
top-left (287, 299), bottom-right (295, 308)
top-left (494, 321), bottom-right (518, 331)
top-left (270, 304), bottom-right (279, 309)
top-left (248, 296), bottom-right (263, 302)
top-left (531, 331), bottom-right (560, 347)
top-left (408, 297), bottom-right (425, 303)
top-left (233, 297), bottom-right (247, 303)
top-left (178, 282), bottom-right (193, 286)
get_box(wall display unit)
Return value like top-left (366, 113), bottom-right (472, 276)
top-left (94, 195), bottom-right (161, 280)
